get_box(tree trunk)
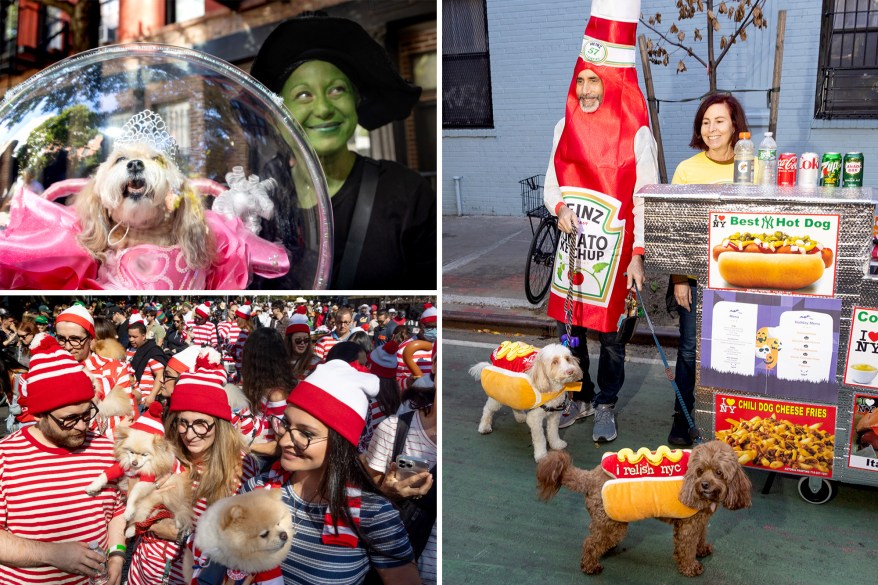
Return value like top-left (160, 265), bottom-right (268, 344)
top-left (707, 0), bottom-right (716, 93)
top-left (71, 0), bottom-right (100, 54)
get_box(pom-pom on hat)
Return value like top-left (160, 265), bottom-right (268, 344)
top-left (26, 333), bottom-right (95, 415)
top-left (286, 305), bottom-right (311, 336)
top-left (369, 340), bottom-right (399, 379)
top-left (420, 305), bottom-right (437, 325)
top-left (129, 311), bottom-right (145, 326)
top-left (166, 345), bottom-right (202, 374)
top-left (287, 360), bottom-right (380, 445)
top-left (235, 304), bottom-right (252, 320)
top-left (129, 402), bottom-right (165, 436)
top-left (56, 304), bottom-right (96, 337)
top-left (170, 347), bottom-right (230, 420)
top-left (195, 302), bottom-right (211, 319)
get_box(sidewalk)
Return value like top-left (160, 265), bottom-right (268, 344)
top-left (442, 214), bottom-right (679, 344)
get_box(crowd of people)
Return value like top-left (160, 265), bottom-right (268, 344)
top-left (0, 297), bottom-right (437, 585)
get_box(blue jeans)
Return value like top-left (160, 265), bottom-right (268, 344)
top-left (557, 322), bottom-right (625, 407)
top-left (674, 282), bottom-right (697, 415)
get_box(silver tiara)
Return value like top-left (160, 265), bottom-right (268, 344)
top-left (114, 110), bottom-right (178, 163)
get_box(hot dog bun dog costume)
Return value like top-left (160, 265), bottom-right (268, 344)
top-left (600, 446), bottom-right (697, 522)
top-left (543, 0), bottom-right (658, 332)
top-left (478, 341), bottom-right (580, 410)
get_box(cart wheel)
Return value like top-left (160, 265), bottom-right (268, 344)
top-left (797, 477), bottom-right (837, 505)
top-left (525, 219), bottom-right (559, 304)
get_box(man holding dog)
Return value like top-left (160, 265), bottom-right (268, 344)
top-left (0, 334), bottom-right (127, 584)
top-left (545, 0), bottom-right (658, 442)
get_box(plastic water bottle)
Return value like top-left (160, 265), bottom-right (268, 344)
top-left (756, 131), bottom-right (777, 185)
top-left (87, 541), bottom-right (109, 585)
top-left (733, 132), bottom-right (754, 184)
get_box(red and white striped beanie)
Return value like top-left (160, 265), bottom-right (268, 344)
top-left (26, 333), bottom-right (94, 414)
top-left (235, 303), bottom-right (253, 320)
top-left (195, 302), bottom-right (211, 319)
top-left (56, 305), bottom-right (95, 337)
top-left (420, 304), bottom-right (437, 325)
top-left (170, 348), bottom-right (231, 420)
top-left (287, 360), bottom-right (379, 445)
top-left (129, 311), bottom-right (145, 326)
top-left (285, 305), bottom-right (310, 336)
top-left (130, 401), bottom-right (165, 436)
top-left (166, 345), bottom-right (202, 374)
top-left (369, 340), bottom-right (399, 379)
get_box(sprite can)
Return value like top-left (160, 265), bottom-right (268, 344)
top-left (819, 153), bottom-right (842, 187)
top-left (843, 152), bottom-right (864, 187)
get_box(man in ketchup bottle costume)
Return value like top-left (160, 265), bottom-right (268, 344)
top-left (544, 0), bottom-right (658, 442)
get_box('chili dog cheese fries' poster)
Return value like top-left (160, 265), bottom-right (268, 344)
top-left (715, 393), bottom-right (836, 478)
top-left (708, 212), bottom-right (840, 297)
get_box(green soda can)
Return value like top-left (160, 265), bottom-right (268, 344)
top-left (843, 152), bottom-right (864, 187)
top-left (820, 153), bottom-right (842, 187)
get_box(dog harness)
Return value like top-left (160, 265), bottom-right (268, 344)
top-left (479, 341), bottom-right (580, 410)
top-left (599, 446), bottom-right (698, 523)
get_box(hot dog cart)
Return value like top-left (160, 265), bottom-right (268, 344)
top-left (637, 184), bottom-right (878, 502)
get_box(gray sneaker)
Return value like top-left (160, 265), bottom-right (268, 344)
top-left (559, 399), bottom-right (595, 429)
top-left (592, 404), bottom-right (617, 442)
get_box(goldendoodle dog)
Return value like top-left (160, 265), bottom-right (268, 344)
top-left (472, 343), bottom-right (582, 461)
top-left (537, 440), bottom-right (751, 577)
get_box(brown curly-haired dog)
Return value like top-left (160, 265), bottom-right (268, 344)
top-left (536, 440), bottom-right (751, 577)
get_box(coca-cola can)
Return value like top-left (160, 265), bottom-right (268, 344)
top-left (777, 153), bottom-right (797, 186)
top-left (799, 152), bottom-right (820, 187)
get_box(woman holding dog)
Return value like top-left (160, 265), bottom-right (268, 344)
top-left (242, 360), bottom-right (421, 584)
top-left (250, 11), bottom-right (436, 290)
top-left (127, 361), bottom-right (259, 585)
top-left (665, 94), bottom-right (750, 446)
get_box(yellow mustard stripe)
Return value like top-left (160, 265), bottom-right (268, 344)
top-left (614, 446), bottom-right (685, 466)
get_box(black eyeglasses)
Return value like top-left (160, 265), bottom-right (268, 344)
top-left (174, 417), bottom-right (216, 439)
top-left (16, 331), bottom-right (33, 339)
top-left (47, 404), bottom-right (98, 430)
top-left (270, 416), bottom-right (328, 451)
top-left (56, 334), bottom-right (90, 349)
top-left (161, 371), bottom-right (179, 389)
top-left (173, 320), bottom-right (182, 324)
top-left (292, 338), bottom-right (310, 346)
top-left (338, 320), bottom-right (352, 326)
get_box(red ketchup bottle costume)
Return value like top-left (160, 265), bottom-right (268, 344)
top-left (545, 0), bottom-right (657, 332)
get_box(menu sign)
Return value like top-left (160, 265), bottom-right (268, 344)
top-left (701, 290), bottom-right (840, 403)
top-left (708, 212), bottom-right (839, 297)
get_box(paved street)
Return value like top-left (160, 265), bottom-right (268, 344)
top-left (442, 328), bottom-right (878, 585)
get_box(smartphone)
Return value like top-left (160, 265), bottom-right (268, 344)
top-left (395, 455), bottom-right (432, 481)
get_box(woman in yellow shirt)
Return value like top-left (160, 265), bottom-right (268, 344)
top-left (666, 94), bottom-right (749, 445)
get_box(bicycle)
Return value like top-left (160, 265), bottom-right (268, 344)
top-left (520, 174), bottom-right (559, 304)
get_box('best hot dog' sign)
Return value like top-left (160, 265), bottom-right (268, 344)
top-left (708, 212), bottom-right (840, 297)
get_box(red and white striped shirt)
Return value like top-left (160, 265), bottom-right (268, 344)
top-left (0, 428), bottom-right (124, 585)
top-left (396, 338), bottom-right (434, 389)
top-left (188, 323), bottom-right (218, 349)
top-left (126, 350), bottom-right (164, 402)
top-left (233, 329), bottom-right (250, 375)
top-left (313, 334), bottom-right (344, 362)
top-left (217, 321), bottom-right (241, 347)
top-left (84, 353), bottom-right (138, 423)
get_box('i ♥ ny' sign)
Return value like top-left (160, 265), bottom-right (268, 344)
top-left (844, 307), bottom-right (878, 389)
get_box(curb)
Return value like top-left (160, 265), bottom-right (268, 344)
top-left (445, 308), bottom-right (680, 347)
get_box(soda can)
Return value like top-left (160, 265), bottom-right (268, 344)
top-left (820, 152), bottom-right (842, 187)
top-left (843, 152), bottom-right (864, 187)
top-left (777, 153), bottom-right (797, 186)
top-left (799, 152), bottom-right (820, 187)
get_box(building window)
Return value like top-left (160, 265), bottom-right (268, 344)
top-left (816, 0), bottom-right (878, 119)
top-left (100, 0), bottom-right (118, 45)
top-left (443, 0), bottom-right (493, 129)
top-left (166, 0), bottom-right (204, 25)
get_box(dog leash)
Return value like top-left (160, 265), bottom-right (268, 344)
top-left (632, 284), bottom-right (702, 444)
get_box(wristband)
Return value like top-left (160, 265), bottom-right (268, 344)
top-left (110, 544), bottom-right (126, 553)
top-left (108, 550), bottom-right (126, 560)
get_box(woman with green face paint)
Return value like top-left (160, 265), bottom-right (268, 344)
top-left (251, 12), bottom-right (437, 290)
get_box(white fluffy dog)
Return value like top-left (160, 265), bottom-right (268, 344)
top-left (471, 343), bottom-right (582, 461)
top-left (74, 142), bottom-right (212, 269)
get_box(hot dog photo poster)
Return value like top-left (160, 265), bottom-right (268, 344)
top-left (715, 393), bottom-right (836, 478)
top-left (708, 212), bottom-right (839, 297)
top-left (843, 307), bottom-right (878, 390)
top-left (849, 393), bottom-right (878, 472)
top-left (701, 290), bottom-right (841, 403)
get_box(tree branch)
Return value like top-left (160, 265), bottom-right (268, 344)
top-left (715, 0), bottom-right (766, 68)
top-left (32, 0), bottom-right (75, 16)
top-left (638, 17), bottom-right (709, 69)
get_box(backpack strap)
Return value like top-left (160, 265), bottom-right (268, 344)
top-left (336, 159), bottom-right (379, 288)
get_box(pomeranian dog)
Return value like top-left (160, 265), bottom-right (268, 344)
top-left (74, 138), bottom-right (213, 270)
top-left (185, 489), bottom-right (294, 584)
top-left (85, 402), bottom-right (193, 538)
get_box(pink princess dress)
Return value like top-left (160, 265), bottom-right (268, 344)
top-left (0, 180), bottom-right (290, 290)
